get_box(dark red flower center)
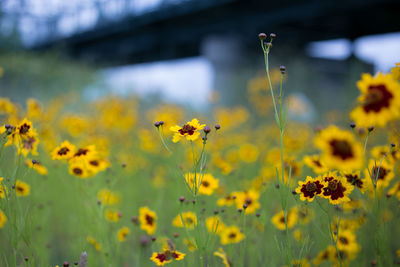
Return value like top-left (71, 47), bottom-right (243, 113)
top-left (329, 139), bottom-right (354, 160)
top-left (179, 124), bottom-right (196, 136)
top-left (75, 148), bottom-right (89, 157)
top-left (89, 160), bottom-right (99, 166)
top-left (58, 147), bottom-right (69, 155)
top-left (16, 186), bottom-right (24, 193)
top-left (228, 232), bottom-right (237, 239)
top-left (339, 236), bottom-right (349, 245)
top-left (23, 136), bottom-right (36, 149)
top-left (73, 168), bottom-right (83, 175)
top-left (345, 174), bottom-right (363, 189)
top-left (202, 181), bottom-right (209, 187)
top-left (300, 181), bottom-right (324, 198)
top-left (371, 166), bottom-right (389, 180)
top-left (145, 214), bottom-right (154, 226)
top-left (312, 159), bottom-right (322, 167)
top-left (19, 123), bottom-right (30, 134)
top-left (363, 84), bottom-right (393, 113)
top-left (156, 252), bottom-right (168, 262)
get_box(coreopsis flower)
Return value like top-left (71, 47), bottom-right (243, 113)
top-left (172, 212), bottom-right (197, 229)
top-left (117, 227), bottom-right (130, 242)
top-left (335, 230), bottom-right (361, 254)
top-left (388, 182), bottom-right (400, 200)
top-left (97, 189), bottom-right (120, 206)
top-left (87, 236), bottom-right (102, 251)
top-left (185, 173), bottom-right (219, 195)
top-left (321, 172), bottom-right (354, 205)
top-left (314, 126), bottom-right (363, 171)
top-left (15, 180), bottom-right (30, 197)
top-left (219, 225), bottom-right (245, 245)
top-left (371, 145), bottom-right (399, 164)
top-left (0, 210), bottom-right (7, 228)
top-left (51, 141), bottom-right (76, 160)
top-left (0, 177), bottom-right (7, 198)
top-left (234, 190), bottom-right (261, 214)
top-left (214, 248), bottom-right (231, 267)
top-left (86, 157), bottom-right (110, 176)
top-left (295, 176), bottom-right (324, 202)
top-left (205, 216), bottom-right (225, 234)
top-left (26, 160), bottom-right (48, 175)
top-left (271, 208), bottom-right (298, 231)
top-left (72, 145), bottom-right (97, 160)
top-left (350, 72), bottom-right (400, 127)
top-left (18, 130), bottom-right (39, 157)
top-left (364, 159), bottom-right (394, 191)
top-left (68, 158), bottom-right (89, 179)
top-left (312, 247), bottom-right (335, 266)
top-left (150, 249), bottom-right (185, 266)
top-left (5, 119), bottom-right (33, 146)
top-left (217, 194), bottom-right (235, 207)
top-left (303, 155), bottom-right (329, 174)
top-left (139, 206), bottom-right (157, 235)
top-left (341, 171), bottom-right (366, 193)
top-left (170, 118), bottom-right (205, 143)
top-left (104, 210), bottom-right (120, 222)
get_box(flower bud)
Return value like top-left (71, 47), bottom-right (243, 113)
top-left (258, 33), bottom-right (267, 40)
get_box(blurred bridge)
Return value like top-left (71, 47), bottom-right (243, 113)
top-left (31, 0), bottom-right (400, 65)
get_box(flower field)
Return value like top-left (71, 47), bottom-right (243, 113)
top-left (0, 34), bottom-right (400, 267)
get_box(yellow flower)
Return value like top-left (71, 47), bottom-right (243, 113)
top-left (217, 194), bottom-right (235, 207)
top-left (314, 125), bottom-right (364, 171)
top-left (86, 157), bottom-right (110, 176)
top-left (97, 189), bottom-right (120, 206)
top-left (388, 182), bottom-right (400, 200)
top-left (0, 210), bottom-right (7, 228)
top-left (205, 216), bottom-right (225, 234)
top-left (295, 176), bottom-right (324, 202)
top-left (214, 248), bottom-right (231, 267)
top-left (371, 145), bottom-right (400, 164)
top-left (139, 206), bottom-right (157, 235)
top-left (220, 225), bottom-right (245, 245)
top-left (341, 170), bottom-right (367, 193)
top-left (26, 160), bottom-right (48, 175)
top-left (0, 177), bottom-right (8, 198)
top-left (68, 158), bottom-right (90, 179)
top-left (0, 98), bottom-right (16, 115)
top-left (335, 230), bottom-right (360, 254)
top-left (51, 141), bottom-right (76, 160)
top-left (172, 212), bottom-right (197, 229)
top-left (185, 173), bottom-right (219, 195)
top-left (104, 209), bottom-right (120, 222)
top-left (150, 249), bottom-right (185, 266)
top-left (234, 190), bottom-right (261, 214)
top-left (271, 208), bottom-right (298, 231)
top-left (117, 226), bottom-right (130, 242)
top-left (26, 98), bottom-right (43, 120)
top-left (303, 155), bottom-right (329, 174)
top-left (72, 145), bottom-right (97, 160)
top-left (238, 143), bottom-right (259, 162)
top-left (17, 130), bottom-right (39, 157)
top-left (312, 247), bottom-right (335, 266)
top-left (364, 159), bottom-right (395, 192)
top-left (5, 119), bottom-right (36, 149)
top-left (320, 172), bottom-right (354, 205)
top-left (87, 236), bottom-right (102, 251)
top-left (15, 180), bottom-right (30, 197)
top-left (170, 118), bottom-right (205, 143)
top-left (350, 72), bottom-right (400, 127)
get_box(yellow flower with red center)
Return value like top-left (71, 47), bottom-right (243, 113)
top-left (371, 145), bottom-right (400, 164)
top-left (364, 159), bottom-right (395, 192)
top-left (139, 206), bottom-right (157, 235)
top-left (295, 176), bottom-right (324, 202)
top-left (0, 210), bottom-right (7, 228)
top-left (68, 158), bottom-right (90, 179)
top-left (15, 180), bottom-right (30, 197)
top-left (185, 173), bottom-right (219, 195)
top-left (320, 172), bottom-right (354, 205)
top-left (303, 155), bottom-right (329, 174)
top-left (170, 118), bottom-right (205, 143)
top-left (0, 177), bottom-right (7, 198)
top-left (341, 170), bottom-right (366, 193)
top-left (172, 212), bottom-right (197, 229)
top-left (219, 225), bottom-right (245, 245)
top-left (350, 72), bottom-right (400, 127)
top-left (150, 249), bottom-right (185, 266)
top-left (314, 126), bottom-right (364, 171)
top-left (51, 141), bottom-right (76, 160)
top-left (217, 193), bottom-right (235, 207)
top-left (234, 190), bottom-right (261, 214)
top-left (117, 227), bottom-right (130, 242)
top-left (335, 230), bottom-right (360, 255)
top-left (271, 208), bottom-right (298, 231)
top-left (26, 160), bottom-right (48, 175)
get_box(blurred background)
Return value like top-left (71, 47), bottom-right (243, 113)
top-left (0, 0), bottom-right (400, 121)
